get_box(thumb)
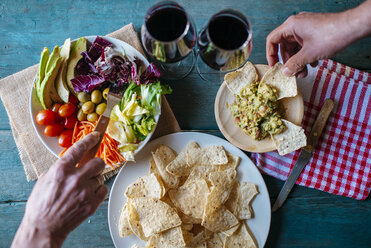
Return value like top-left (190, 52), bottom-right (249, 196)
top-left (282, 48), bottom-right (312, 76)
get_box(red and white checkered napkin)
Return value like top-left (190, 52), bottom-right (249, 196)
top-left (251, 59), bottom-right (371, 200)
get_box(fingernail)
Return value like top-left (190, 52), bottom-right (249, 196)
top-left (282, 67), bottom-right (294, 76)
top-left (91, 131), bottom-right (101, 139)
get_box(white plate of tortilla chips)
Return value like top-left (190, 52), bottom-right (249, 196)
top-left (108, 132), bottom-right (271, 248)
top-left (215, 62), bottom-right (306, 155)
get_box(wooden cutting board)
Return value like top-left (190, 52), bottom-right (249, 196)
top-left (215, 64), bottom-right (304, 153)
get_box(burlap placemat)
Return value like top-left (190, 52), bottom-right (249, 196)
top-left (0, 24), bottom-right (181, 181)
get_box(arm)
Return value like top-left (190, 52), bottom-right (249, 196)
top-left (266, 0), bottom-right (371, 77)
top-left (11, 132), bottom-right (108, 248)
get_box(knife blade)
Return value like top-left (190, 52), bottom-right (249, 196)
top-left (272, 99), bottom-right (335, 212)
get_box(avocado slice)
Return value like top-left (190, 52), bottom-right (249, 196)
top-left (35, 47), bottom-right (50, 101)
top-left (39, 57), bottom-right (62, 109)
top-left (55, 38), bottom-right (71, 103)
top-left (66, 37), bottom-right (87, 96)
top-left (45, 46), bottom-right (61, 74)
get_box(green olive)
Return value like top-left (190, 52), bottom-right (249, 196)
top-left (102, 88), bottom-right (109, 100)
top-left (77, 92), bottom-right (91, 103)
top-left (91, 90), bottom-right (102, 104)
top-left (77, 109), bottom-right (87, 121)
top-left (87, 112), bottom-right (98, 122)
top-left (82, 101), bottom-right (95, 114)
top-left (96, 102), bottom-right (107, 115)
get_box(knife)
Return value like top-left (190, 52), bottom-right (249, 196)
top-left (271, 99), bottom-right (335, 212)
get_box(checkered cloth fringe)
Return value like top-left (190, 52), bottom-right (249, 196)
top-left (251, 59), bottom-right (371, 200)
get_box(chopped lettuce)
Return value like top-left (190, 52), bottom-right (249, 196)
top-left (107, 81), bottom-right (171, 161)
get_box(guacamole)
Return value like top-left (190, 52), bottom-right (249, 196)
top-left (229, 82), bottom-right (285, 140)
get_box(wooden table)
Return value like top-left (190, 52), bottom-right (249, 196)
top-left (0, 0), bottom-right (370, 247)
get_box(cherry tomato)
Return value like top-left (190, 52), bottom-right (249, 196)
top-left (51, 103), bottom-right (63, 122)
top-left (44, 124), bottom-right (64, 137)
top-left (51, 103), bottom-right (62, 113)
top-left (64, 115), bottom-right (77, 129)
top-left (58, 103), bottom-right (76, 117)
top-left (36, 110), bottom-right (55, 126)
top-left (58, 130), bottom-right (73, 148)
top-left (68, 94), bottom-right (79, 105)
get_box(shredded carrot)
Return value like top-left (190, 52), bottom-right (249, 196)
top-left (59, 121), bottom-right (126, 168)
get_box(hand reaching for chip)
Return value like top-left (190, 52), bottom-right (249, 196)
top-left (11, 132), bottom-right (108, 248)
top-left (266, 0), bottom-right (371, 78)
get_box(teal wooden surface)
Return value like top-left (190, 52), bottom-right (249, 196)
top-left (0, 0), bottom-right (370, 247)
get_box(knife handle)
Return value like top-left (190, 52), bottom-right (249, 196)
top-left (76, 115), bottom-right (110, 167)
top-left (304, 99), bottom-right (335, 153)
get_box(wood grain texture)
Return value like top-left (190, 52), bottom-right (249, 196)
top-left (0, 0), bottom-right (370, 247)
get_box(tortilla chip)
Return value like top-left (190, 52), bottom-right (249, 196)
top-left (181, 223), bottom-right (193, 231)
top-left (222, 222), bottom-right (240, 237)
top-left (125, 173), bottom-right (164, 200)
top-left (130, 197), bottom-right (181, 238)
top-left (130, 245), bottom-right (144, 248)
top-left (260, 62), bottom-right (297, 100)
top-left (166, 141), bottom-right (200, 177)
top-left (149, 155), bottom-right (160, 177)
top-left (201, 145), bottom-right (228, 166)
top-left (152, 145), bottom-right (180, 188)
top-left (118, 203), bottom-right (133, 238)
top-left (126, 201), bottom-right (148, 241)
top-left (168, 178), bottom-right (210, 219)
top-left (207, 233), bottom-right (224, 248)
top-left (202, 169), bottom-right (237, 224)
top-left (225, 181), bottom-right (258, 220)
top-left (180, 212), bottom-right (202, 225)
top-left (147, 226), bottom-right (186, 248)
top-left (272, 119), bottom-right (307, 156)
top-left (185, 165), bottom-right (218, 186)
top-left (209, 168), bottom-right (237, 187)
top-left (187, 229), bottom-right (212, 247)
top-left (186, 142), bottom-right (203, 167)
top-left (218, 152), bottom-right (241, 172)
top-left (225, 223), bottom-right (257, 248)
top-left (224, 61), bottom-right (258, 96)
top-left (202, 205), bottom-right (239, 233)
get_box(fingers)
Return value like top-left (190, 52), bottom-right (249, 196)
top-left (266, 25), bottom-right (291, 66)
top-left (78, 157), bottom-right (105, 179)
top-left (59, 132), bottom-right (101, 167)
top-left (282, 48), bottom-right (312, 76)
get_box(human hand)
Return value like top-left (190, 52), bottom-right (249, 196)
top-left (266, 3), bottom-right (371, 78)
top-left (12, 132), bottom-right (108, 248)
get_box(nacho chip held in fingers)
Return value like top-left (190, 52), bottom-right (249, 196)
top-left (272, 119), bottom-right (307, 156)
top-left (260, 62), bottom-right (297, 100)
top-left (224, 61), bottom-right (259, 96)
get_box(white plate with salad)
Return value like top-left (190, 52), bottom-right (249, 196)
top-left (30, 36), bottom-right (171, 168)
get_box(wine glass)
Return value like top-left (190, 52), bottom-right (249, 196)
top-left (196, 9), bottom-right (253, 82)
top-left (141, 1), bottom-right (197, 80)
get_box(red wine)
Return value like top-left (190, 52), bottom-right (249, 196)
top-left (198, 11), bottom-right (251, 70)
top-left (208, 15), bottom-right (249, 50)
top-left (146, 8), bottom-right (187, 42)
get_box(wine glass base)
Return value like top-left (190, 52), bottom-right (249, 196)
top-left (151, 50), bottom-right (196, 81)
top-left (195, 53), bottom-right (226, 83)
